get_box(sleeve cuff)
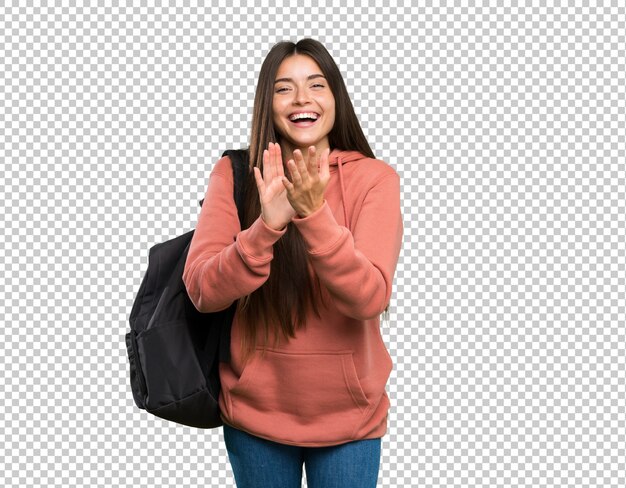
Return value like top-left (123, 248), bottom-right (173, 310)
top-left (236, 215), bottom-right (287, 262)
top-left (291, 201), bottom-right (347, 255)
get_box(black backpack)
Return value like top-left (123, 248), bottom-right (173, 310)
top-left (126, 149), bottom-right (249, 428)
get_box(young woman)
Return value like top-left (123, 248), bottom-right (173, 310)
top-left (183, 38), bottom-right (403, 488)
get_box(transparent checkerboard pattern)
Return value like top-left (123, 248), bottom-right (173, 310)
top-left (1, 4), bottom-right (624, 488)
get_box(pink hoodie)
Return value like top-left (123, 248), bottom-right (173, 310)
top-left (183, 148), bottom-right (403, 446)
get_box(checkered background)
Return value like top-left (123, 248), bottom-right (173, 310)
top-left (1, 3), bottom-right (625, 488)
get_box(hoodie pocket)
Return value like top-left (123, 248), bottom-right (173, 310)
top-left (230, 349), bottom-right (371, 427)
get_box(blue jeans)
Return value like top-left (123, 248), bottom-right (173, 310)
top-left (223, 424), bottom-right (381, 488)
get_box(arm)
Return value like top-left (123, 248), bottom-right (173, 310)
top-left (291, 172), bottom-right (403, 320)
top-left (182, 157), bottom-right (287, 313)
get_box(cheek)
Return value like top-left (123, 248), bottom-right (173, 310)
top-left (272, 110), bottom-right (283, 130)
top-left (324, 98), bottom-right (336, 120)
top-left (325, 106), bottom-right (336, 126)
top-left (272, 99), bottom-right (282, 120)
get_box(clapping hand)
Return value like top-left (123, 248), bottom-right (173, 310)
top-left (254, 142), bottom-right (296, 230)
top-left (282, 145), bottom-right (331, 218)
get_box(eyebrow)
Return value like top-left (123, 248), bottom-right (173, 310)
top-left (274, 74), bottom-right (326, 84)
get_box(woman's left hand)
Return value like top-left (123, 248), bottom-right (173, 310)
top-left (282, 146), bottom-right (331, 218)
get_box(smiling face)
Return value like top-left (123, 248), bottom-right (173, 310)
top-left (272, 54), bottom-right (336, 160)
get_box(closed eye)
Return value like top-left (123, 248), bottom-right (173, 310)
top-left (276, 84), bottom-right (325, 93)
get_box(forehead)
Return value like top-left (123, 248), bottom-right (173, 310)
top-left (275, 54), bottom-right (323, 79)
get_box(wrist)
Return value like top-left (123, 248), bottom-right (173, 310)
top-left (294, 201), bottom-right (326, 220)
top-left (260, 213), bottom-right (288, 231)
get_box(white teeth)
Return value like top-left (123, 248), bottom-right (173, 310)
top-left (289, 112), bottom-right (319, 121)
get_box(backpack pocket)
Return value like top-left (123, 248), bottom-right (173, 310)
top-left (125, 330), bottom-right (148, 409)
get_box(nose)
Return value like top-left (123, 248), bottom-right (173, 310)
top-left (293, 87), bottom-right (311, 105)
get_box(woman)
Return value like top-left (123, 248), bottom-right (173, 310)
top-left (183, 38), bottom-right (403, 488)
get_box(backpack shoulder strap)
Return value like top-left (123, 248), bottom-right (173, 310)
top-left (221, 148), bottom-right (249, 224)
top-left (198, 148), bottom-right (250, 224)
top-left (194, 149), bottom-right (250, 364)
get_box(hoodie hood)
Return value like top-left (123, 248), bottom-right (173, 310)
top-left (327, 149), bottom-right (367, 227)
top-left (328, 149), bottom-right (365, 166)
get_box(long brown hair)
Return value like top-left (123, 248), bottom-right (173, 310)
top-left (237, 38), bottom-right (376, 359)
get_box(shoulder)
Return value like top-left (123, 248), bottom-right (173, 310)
top-left (211, 155), bottom-right (234, 180)
top-left (346, 156), bottom-right (400, 188)
top-left (365, 157), bottom-right (399, 179)
top-left (210, 150), bottom-right (250, 181)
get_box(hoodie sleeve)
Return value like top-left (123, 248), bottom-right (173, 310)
top-left (182, 157), bottom-right (287, 312)
top-left (291, 171), bottom-right (403, 320)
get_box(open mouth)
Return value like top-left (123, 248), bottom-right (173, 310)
top-left (288, 113), bottom-right (320, 128)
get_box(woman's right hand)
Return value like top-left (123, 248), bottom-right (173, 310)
top-left (254, 142), bottom-right (296, 230)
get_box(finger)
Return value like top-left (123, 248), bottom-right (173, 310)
top-left (287, 159), bottom-right (303, 186)
top-left (254, 167), bottom-right (266, 195)
top-left (308, 146), bottom-right (319, 176)
top-left (293, 149), bottom-right (310, 183)
top-left (281, 176), bottom-right (294, 193)
top-left (274, 143), bottom-right (285, 178)
top-left (270, 142), bottom-right (279, 181)
top-left (262, 148), bottom-right (270, 182)
top-left (265, 143), bottom-right (273, 182)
